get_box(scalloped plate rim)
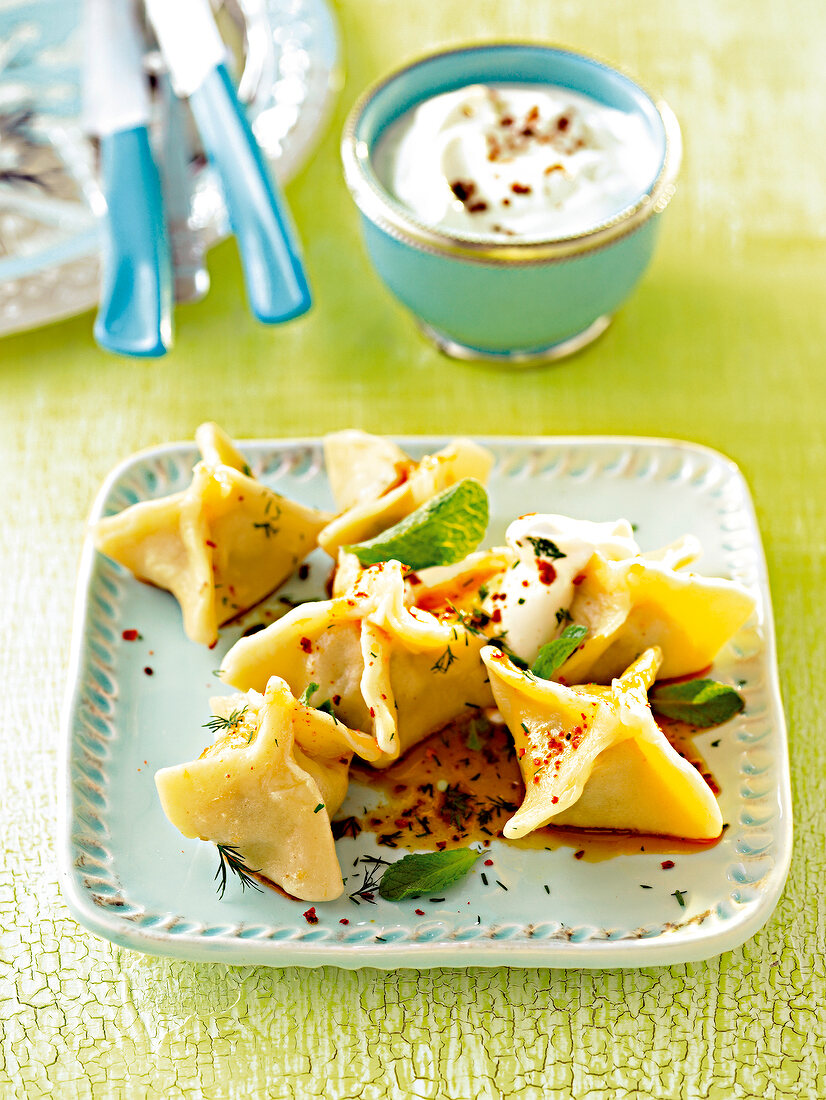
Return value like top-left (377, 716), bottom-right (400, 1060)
top-left (59, 434), bottom-right (792, 969)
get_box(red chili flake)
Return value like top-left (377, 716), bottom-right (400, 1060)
top-left (394, 784), bottom-right (407, 794)
top-left (572, 574), bottom-right (585, 586)
top-left (484, 859), bottom-right (493, 867)
top-left (450, 179), bottom-right (475, 202)
top-left (303, 907), bottom-right (319, 924)
top-left (551, 795), bottom-right (559, 804)
top-left (661, 860), bottom-right (675, 870)
top-left (407, 572), bottom-right (422, 586)
top-left (574, 849), bottom-right (585, 860)
top-left (537, 560), bottom-right (557, 585)
top-left (299, 636), bottom-right (312, 653)
top-left (511, 182), bottom-right (532, 195)
top-left (468, 201), bottom-right (488, 213)
top-left (369, 707), bottom-right (375, 718)
top-left (205, 540), bottom-right (217, 548)
top-left (500, 115), bottom-right (514, 126)
top-left (490, 608), bottom-right (502, 624)
top-left (415, 908), bottom-right (425, 916)
top-left (437, 841), bottom-right (447, 851)
top-left (121, 629), bottom-right (140, 642)
top-left (143, 667), bottom-right (153, 676)
top-left (395, 819), bottom-right (410, 829)
top-left (557, 116), bottom-right (570, 131)
top-left (332, 695), bottom-right (341, 705)
top-left (339, 918), bottom-right (349, 925)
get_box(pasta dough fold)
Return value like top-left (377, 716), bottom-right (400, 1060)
top-left (318, 434), bottom-right (494, 557)
top-left (481, 644), bottom-right (723, 841)
top-left (93, 422), bottom-right (330, 646)
top-left (155, 677), bottom-right (381, 901)
top-left (220, 559), bottom-right (494, 764)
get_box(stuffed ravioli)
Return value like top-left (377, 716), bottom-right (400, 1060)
top-left (463, 514), bottom-right (755, 682)
top-left (93, 422), bottom-right (330, 646)
top-left (318, 432), bottom-right (494, 558)
top-left (481, 644), bottom-right (723, 841)
top-left (155, 677), bottom-right (381, 902)
top-left (220, 559), bottom-right (494, 764)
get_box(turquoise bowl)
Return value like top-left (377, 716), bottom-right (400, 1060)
top-left (341, 44), bottom-right (681, 363)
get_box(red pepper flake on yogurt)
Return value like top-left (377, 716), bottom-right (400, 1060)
top-left (303, 907), bottom-right (319, 924)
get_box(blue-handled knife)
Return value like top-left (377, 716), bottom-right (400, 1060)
top-left (144, 0), bottom-right (312, 324)
top-left (84, 0), bottom-right (172, 357)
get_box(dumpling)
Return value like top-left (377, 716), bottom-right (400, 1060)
top-left (474, 514), bottom-right (755, 682)
top-left (220, 559), bottom-right (494, 765)
top-left (481, 644), bottom-right (723, 841)
top-left (318, 434), bottom-right (495, 558)
top-left (93, 422), bottom-right (330, 646)
top-left (155, 676), bottom-right (381, 902)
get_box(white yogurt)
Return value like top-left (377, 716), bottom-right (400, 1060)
top-left (373, 83), bottom-right (661, 240)
top-left (487, 514), bottom-right (641, 664)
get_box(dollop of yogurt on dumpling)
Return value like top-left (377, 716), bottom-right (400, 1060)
top-left (486, 514), bottom-right (641, 664)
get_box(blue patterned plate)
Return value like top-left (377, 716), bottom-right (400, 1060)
top-left (60, 437), bottom-right (792, 968)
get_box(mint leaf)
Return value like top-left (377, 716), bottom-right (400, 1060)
top-left (531, 624), bottom-right (588, 679)
top-left (344, 479), bottom-right (488, 570)
top-left (650, 679), bottom-right (745, 728)
top-left (378, 848), bottom-right (480, 901)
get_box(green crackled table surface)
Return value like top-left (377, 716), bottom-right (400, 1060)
top-left (1, 1), bottom-right (824, 1096)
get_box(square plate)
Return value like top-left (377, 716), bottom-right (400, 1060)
top-left (60, 436), bottom-right (792, 968)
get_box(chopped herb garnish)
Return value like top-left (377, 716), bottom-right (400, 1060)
top-left (348, 855), bottom-right (392, 904)
top-left (202, 706), bottom-right (248, 736)
top-left (431, 645), bottom-right (457, 674)
top-left (299, 681), bottom-right (336, 717)
top-left (214, 843), bottom-right (262, 899)
top-left (440, 784), bottom-right (476, 830)
top-left (466, 720), bottom-right (484, 751)
top-left (332, 816), bottom-right (362, 840)
top-left (650, 678), bottom-right (745, 728)
top-left (313, 803), bottom-right (325, 814)
top-left (672, 889), bottom-right (686, 908)
top-left (344, 478), bottom-right (489, 570)
top-left (526, 536), bottom-right (566, 559)
top-left (378, 849), bottom-right (480, 901)
top-left (299, 682), bottom-right (320, 705)
top-left (531, 624), bottom-right (588, 679)
top-left (242, 463), bottom-right (252, 477)
top-left (555, 607), bottom-right (573, 625)
top-left (252, 520), bottom-right (280, 539)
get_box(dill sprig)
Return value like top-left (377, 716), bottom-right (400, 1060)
top-left (431, 645), bottom-right (457, 673)
top-left (202, 706), bottom-right (248, 736)
top-left (214, 843), bottom-right (263, 899)
top-left (440, 784), bottom-right (477, 830)
top-left (348, 855), bottom-right (392, 904)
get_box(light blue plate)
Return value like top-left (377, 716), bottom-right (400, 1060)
top-left (60, 437), bottom-right (791, 968)
top-left (0, 0), bottom-right (339, 336)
